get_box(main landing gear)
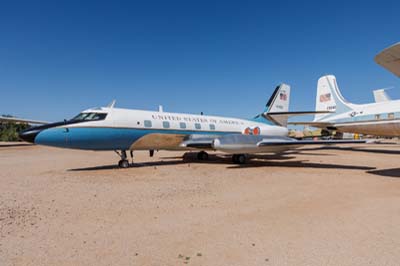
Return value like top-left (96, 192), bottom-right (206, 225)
top-left (197, 151), bottom-right (209, 161)
top-left (115, 150), bottom-right (130, 168)
top-left (232, 154), bottom-right (247, 164)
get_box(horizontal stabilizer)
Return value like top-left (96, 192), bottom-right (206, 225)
top-left (373, 88), bottom-right (392, 102)
top-left (263, 111), bottom-right (332, 126)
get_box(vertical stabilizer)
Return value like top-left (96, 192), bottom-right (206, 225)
top-left (314, 75), bottom-right (352, 121)
top-left (263, 84), bottom-right (291, 126)
top-left (265, 84), bottom-right (291, 113)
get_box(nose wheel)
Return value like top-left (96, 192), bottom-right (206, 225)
top-left (115, 150), bottom-right (130, 168)
top-left (118, 159), bottom-right (129, 168)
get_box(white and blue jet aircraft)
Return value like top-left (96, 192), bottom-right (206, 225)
top-left (19, 84), bottom-right (360, 168)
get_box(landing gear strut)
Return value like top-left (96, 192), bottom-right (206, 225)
top-left (232, 154), bottom-right (246, 164)
top-left (197, 151), bottom-right (209, 160)
top-left (115, 150), bottom-right (130, 168)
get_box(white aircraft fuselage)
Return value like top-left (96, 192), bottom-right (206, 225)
top-left (21, 107), bottom-right (288, 152)
top-left (304, 75), bottom-right (400, 137)
top-left (319, 99), bottom-right (400, 136)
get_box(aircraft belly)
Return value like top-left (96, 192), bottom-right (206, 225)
top-left (337, 121), bottom-right (400, 137)
top-left (130, 133), bottom-right (189, 150)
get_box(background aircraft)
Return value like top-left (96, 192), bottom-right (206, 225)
top-left (292, 75), bottom-right (400, 137)
top-left (291, 42), bottom-right (400, 137)
top-left (375, 42), bottom-right (400, 77)
top-left (0, 116), bottom-right (47, 125)
top-left (19, 84), bottom-right (359, 168)
top-left (373, 88), bottom-right (392, 103)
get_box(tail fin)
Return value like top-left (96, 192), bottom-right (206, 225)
top-left (262, 84), bottom-right (291, 126)
top-left (314, 75), bottom-right (352, 121)
top-left (262, 83), bottom-right (331, 127)
top-left (265, 83), bottom-right (290, 113)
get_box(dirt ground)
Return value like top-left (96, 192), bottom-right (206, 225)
top-left (1, 142), bottom-right (400, 266)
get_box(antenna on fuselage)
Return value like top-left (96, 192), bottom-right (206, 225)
top-left (159, 105), bottom-right (163, 112)
top-left (107, 100), bottom-right (116, 108)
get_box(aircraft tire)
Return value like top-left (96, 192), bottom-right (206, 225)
top-left (197, 151), bottom-right (209, 160)
top-left (237, 154), bottom-right (246, 164)
top-left (233, 154), bottom-right (246, 164)
top-left (118, 159), bottom-right (130, 168)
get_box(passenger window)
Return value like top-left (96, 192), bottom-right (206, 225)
top-left (163, 121), bottom-right (170, 128)
top-left (209, 124), bottom-right (216, 130)
top-left (180, 122), bottom-right (186, 129)
top-left (388, 113), bottom-right (394, 119)
top-left (144, 120), bottom-right (152, 127)
top-left (375, 114), bottom-right (380, 120)
top-left (195, 123), bottom-right (201, 130)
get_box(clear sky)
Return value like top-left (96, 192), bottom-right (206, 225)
top-left (1, 0), bottom-right (399, 122)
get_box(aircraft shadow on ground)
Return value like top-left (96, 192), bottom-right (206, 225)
top-left (301, 145), bottom-right (400, 155)
top-left (367, 168), bottom-right (400, 178)
top-left (226, 160), bottom-right (374, 170)
top-left (69, 152), bottom-right (374, 172)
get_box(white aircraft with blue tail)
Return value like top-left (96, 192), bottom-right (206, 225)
top-left (19, 84), bottom-right (361, 168)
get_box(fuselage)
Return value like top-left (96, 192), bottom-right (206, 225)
top-left (318, 99), bottom-right (400, 136)
top-left (314, 75), bottom-right (400, 137)
top-left (21, 107), bottom-right (288, 151)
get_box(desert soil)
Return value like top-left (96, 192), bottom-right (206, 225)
top-left (1, 142), bottom-right (400, 266)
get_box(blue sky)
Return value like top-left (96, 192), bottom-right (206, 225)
top-left (1, 0), bottom-right (399, 123)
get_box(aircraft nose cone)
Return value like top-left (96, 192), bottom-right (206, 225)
top-left (19, 128), bottom-right (41, 143)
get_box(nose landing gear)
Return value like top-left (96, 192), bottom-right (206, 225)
top-left (115, 150), bottom-right (130, 168)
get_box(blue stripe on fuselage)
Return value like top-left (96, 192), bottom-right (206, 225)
top-left (35, 127), bottom-right (234, 150)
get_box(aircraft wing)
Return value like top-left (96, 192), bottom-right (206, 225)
top-left (182, 134), bottom-right (364, 154)
top-left (0, 116), bottom-right (48, 124)
top-left (375, 42), bottom-right (400, 77)
top-left (258, 139), bottom-right (364, 147)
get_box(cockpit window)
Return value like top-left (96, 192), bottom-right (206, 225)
top-left (71, 112), bottom-right (107, 122)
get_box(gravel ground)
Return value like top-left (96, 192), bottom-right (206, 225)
top-left (1, 142), bottom-right (400, 266)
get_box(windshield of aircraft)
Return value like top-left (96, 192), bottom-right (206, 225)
top-left (70, 112), bottom-right (107, 122)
